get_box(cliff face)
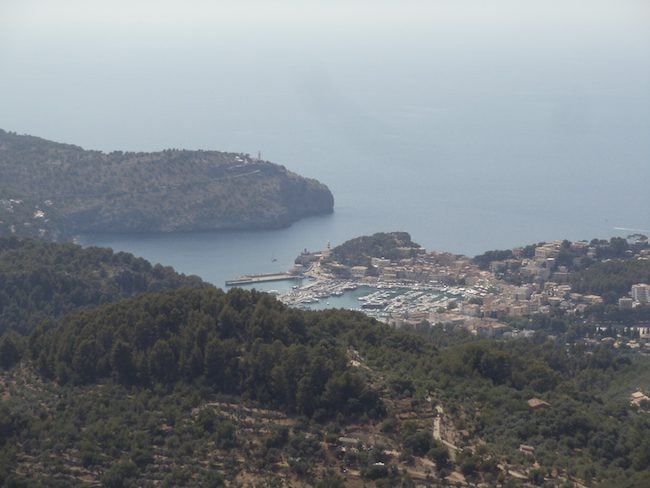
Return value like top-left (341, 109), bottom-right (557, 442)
top-left (0, 130), bottom-right (334, 238)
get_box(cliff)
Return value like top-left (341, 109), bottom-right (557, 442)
top-left (0, 129), bottom-right (334, 239)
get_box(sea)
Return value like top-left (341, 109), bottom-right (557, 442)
top-left (2, 1), bottom-right (649, 289)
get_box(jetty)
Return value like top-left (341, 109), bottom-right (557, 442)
top-left (225, 272), bottom-right (302, 286)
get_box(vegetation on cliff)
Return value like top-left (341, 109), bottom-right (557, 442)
top-left (328, 232), bottom-right (422, 266)
top-left (0, 129), bottom-right (334, 239)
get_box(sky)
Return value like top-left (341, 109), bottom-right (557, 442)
top-left (2, 0), bottom-right (649, 151)
top-left (1, 0), bottom-right (649, 256)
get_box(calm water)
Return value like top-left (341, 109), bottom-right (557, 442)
top-left (3, 1), bottom-right (650, 287)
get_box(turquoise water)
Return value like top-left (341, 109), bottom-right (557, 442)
top-left (299, 286), bottom-right (376, 312)
top-left (5, 2), bottom-right (650, 288)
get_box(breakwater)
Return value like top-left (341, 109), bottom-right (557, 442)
top-left (225, 272), bottom-right (302, 286)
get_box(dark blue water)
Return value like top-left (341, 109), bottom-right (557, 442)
top-left (3, 1), bottom-right (649, 287)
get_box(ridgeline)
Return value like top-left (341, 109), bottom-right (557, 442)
top-left (0, 237), bottom-right (207, 335)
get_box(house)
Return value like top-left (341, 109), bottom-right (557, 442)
top-left (631, 283), bottom-right (650, 304)
top-left (519, 444), bottom-right (535, 456)
top-left (630, 391), bottom-right (650, 407)
top-left (527, 398), bottom-right (550, 410)
top-left (350, 266), bottom-right (368, 278)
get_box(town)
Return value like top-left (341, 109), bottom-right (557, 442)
top-left (274, 232), bottom-right (650, 352)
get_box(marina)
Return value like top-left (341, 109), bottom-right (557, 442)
top-left (225, 238), bottom-right (487, 325)
top-left (276, 277), bottom-right (468, 324)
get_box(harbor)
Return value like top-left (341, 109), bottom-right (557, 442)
top-left (226, 268), bottom-right (469, 321)
top-left (224, 235), bottom-right (498, 327)
top-left (277, 278), bottom-right (468, 324)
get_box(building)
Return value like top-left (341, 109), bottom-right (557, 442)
top-left (527, 398), bottom-right (550, 410)
top-left (371, 257), bottom-right (391, 269)
top-left (519, 444), bottom-right (535, 456)
top-left (514, 286), bottom-right (532, 301)
top-left (350, 266), bottom-right (368, 278)
top-left (630, 391), bottom-right (650, 407)
top-left (631, 283), bottom-right (650, 304)
top-left (619, 297), bottom-right (634, 309)
top-left (534, 242), bottom-right (560, 260)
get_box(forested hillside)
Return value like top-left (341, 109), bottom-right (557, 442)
top-left (323, 232), bottom-right (423, 278)
top-left (571, 259), bottom-right (650, 296)
top-left (2, 284), bottom-right (650, 486)
top-left (2, 233), bottom-right (650, 486)
top-left (0, 129), bottom-right (334, 239)
top-left (30, 287), bottom-right (383, 420)
top-left (0, 237), bottom-right (206, 335)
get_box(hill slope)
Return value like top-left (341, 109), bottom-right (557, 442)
top-left (0, 237), bottom-right (207, 335)
top-left (4, 286), bottom-right (650, 487)
top-left (0, 129), bottom-right (334, 239)
top-left (2, 274), bottom-right (650, 485)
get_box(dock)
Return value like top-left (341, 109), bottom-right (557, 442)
top-left (225, 272), bottom-right (302, 286)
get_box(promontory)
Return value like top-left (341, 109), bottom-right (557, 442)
top-left (0, 129), bottom-right (334, 240)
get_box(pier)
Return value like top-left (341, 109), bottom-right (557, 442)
top-left (225, 272), bottom-right (302, 286)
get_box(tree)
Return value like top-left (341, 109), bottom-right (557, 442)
top-left (404, 431), bottom-right (432, 457)
top-left (101, 458), bottom-right (137, 488)
top-left (0, 335), bottom-right (20, 369)
top-left (111, 340), bottom-right (135, 384)
top-left (316, 470), bottom-right (345, 488)
top-left (149, 339), bottom-right (176, 384)
top-left (71, 339), bottom-right (98, 383)
top-left (428, 439), bottom-right (450, 468)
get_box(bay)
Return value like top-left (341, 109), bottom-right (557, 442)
top-left (4, 1), bottom-right (649, 288)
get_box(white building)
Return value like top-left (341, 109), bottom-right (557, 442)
top-left (631, 283), bottom-right (650, 304)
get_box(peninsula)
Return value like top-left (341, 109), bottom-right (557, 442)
top-left (0, 129), bottom-right (334, 240)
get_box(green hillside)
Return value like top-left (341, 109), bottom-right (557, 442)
top-left (0, 237), bottom-right (206, 335)
top-left (0, 129), bottom-right (334, 239)
top-left (2, 236), bottom-right (650, 486)
top-left (2, 285), bottom-right (650, 486)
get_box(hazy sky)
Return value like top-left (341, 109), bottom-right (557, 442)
top-left (1, 0), bottom-right (649, 253)
top-left (3, 0), bottom-right (649, 25)
top-left (2, 1), bottom-right (649, 56)
top-left (2, 0), bottom-right (648, 151)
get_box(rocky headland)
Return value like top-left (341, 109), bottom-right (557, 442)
top-left (0, 129), bottom-right (334, 240)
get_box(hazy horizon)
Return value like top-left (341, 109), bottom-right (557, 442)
top-left (2, 0), bottom-right (649, 261)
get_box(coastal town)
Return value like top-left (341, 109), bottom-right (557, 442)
top-left (242, 232), bottom-right (650, 351)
